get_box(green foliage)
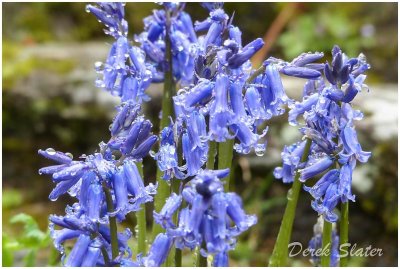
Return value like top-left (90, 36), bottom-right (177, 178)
top-left (2, 189), bottom-right (24, 210)
top-left (278, 6), bottom-right (376, 60)
top-left (2, 213), bottom-right (51, 267)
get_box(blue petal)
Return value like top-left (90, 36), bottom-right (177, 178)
top-left (281, 66), bottom-right (321, 79)
top-left (65, 234), bottom-right (92, 267)
top-left (300, 157), bottom-right (334, 182)
top-left (143, 233), bottom-right (173, 266)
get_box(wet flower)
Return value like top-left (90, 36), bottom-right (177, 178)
top-left (159, 169), bottom-right (256, 266)
top-left (88, 3), bottom-right (152, 103)
top-left (277, 45), bottom-right (371, 223)
top-left (136, 3), bottom-right (198, 85)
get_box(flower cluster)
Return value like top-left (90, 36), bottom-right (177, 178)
top-left (172, 5), bottom-right (266, 157)
top-left (154, 110), bottom-right (209, 180)
top-left (152, 169), bottom-right (257, 266)
top-left (87, 2), bottom-right (152, 102)
top-left (274, 45), bottom-right (371, 222)
top-left (38, 2), bottom-right (372, 267)
top-left (39, 4), bottom-right (160, 262)
top-left (136, 3), bottom-right (198, 85)
top-left (38, 147), bottom-right (156, 265)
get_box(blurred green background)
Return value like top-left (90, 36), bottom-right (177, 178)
top-left (2, 2), bottom-right (398, 267)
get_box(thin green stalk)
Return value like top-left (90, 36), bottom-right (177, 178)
top-left (218, 139), bottom-right (234, 191)
top-left (152, 9), bottom-right (176, 240)
top-left (101, 247), bottom-right (111, 265)
top-left (321, 220), bottom-right (332, 267)
top-left (102, 184), bottom-right (119, 260)
top-left (268, 138), bottom-right (312, 266)
top-left (175, 249), bottom-right (182, 267)
top-left (246, 65), bottom-right (266, 84)
top-left (207, 140), bottom-right (217, 169)
top-left (340, 201), bottom-right (349, 266)
top-left (136, 162), bottom-right (147, 255)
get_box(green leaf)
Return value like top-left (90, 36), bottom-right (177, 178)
top-left (2, 235), bottom-right (14, 266)
top-left (24, 250), bottom-right (37, 267)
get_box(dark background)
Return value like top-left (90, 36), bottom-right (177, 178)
top-left (3, 2), bottom-right (398, 266)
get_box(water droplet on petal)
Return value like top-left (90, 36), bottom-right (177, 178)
top-left (46, 148), bottom-right (56, 155)
top-left (65, 152), bottom-right (73, 159)
top-left (254, 144), bottom-right (266, 157)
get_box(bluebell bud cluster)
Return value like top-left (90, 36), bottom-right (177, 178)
top-left (136, 3), bottom-right (198, 85)
top-left (274, 45), bottom-right (371, 222)
top-left (87, 2), bottom-right (152, 102)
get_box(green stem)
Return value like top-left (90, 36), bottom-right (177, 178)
top-left (152, 8), bottom-right (176, 240)
top-left (268, 138), bottom-right (312, 266)
top-left (207, 141), bottom-right (217, 169)
top-left (321, 220), bottom-right (332, 267)
top-left (102, 184), bottom-right (119, 260)
top-left (101, 247), bottom-right (111, 265)
top-left (199, 255), bottom-right (208, 267)
top-left (340, 201), bottom-right (349, 266)
top-left (246, 65), bottom-right (266, 83)
top-left (218, 139), bottom-right (234, 191)
top-left (136, 162), bottom-right (147, 255)
top-left (175, 248), bottom-right (182, 267)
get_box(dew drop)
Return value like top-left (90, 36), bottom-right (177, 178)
top-left (46, 148), bottom-right (56, 155)
top-left (254, 144), bottom-right (266, 157)
top-left (95, 79), bottom-right (106, 88)
top-left (287, 188), bottom-right (293, 201)
top-left (65, 152), bottom-right (73, 159)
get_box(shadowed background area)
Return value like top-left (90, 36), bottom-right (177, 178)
top-left (2, 2), bottom-right (398, 266)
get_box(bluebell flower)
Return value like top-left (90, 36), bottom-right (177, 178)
top-left (65, 234), bottom-right (92, 267)
top-left (257, 64), bottom-right (289, 119)
top-left (154, 193), bottom-right (182, 229)
top-left (339, 125), bottom-right (371, 164)
top-left (86, 3), bottom-right (128, 39)
top-left (281, 66), bottom-right (321, 79)
top-left (213, 251), bottom-right (229, 267)
top-left (142, 233), bottom-right (173, 267)
top-left (209, 74), bottom-right (234, 142)
top-left (80, 238), bottom-right (103, 267)
top-left (274, 140), bottom-right (307, 183)
top-left (300, 157), bottom-right (334, 182)
top-left (288, 93), bottom-right (319, 126)
top-left (154, 123), bottom-right (183, 180)
top-left (227, 38), bottom-right (264, 69)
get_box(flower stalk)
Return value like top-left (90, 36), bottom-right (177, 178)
top-left (340, 201), bottom-right (349, 266)
top-left (269, 138), bottom-right (312, 266)
top-left (102, 184), bottom-right (119, 260)
top-left (321, 220), bottom-right (332, 267)
top-left (136, 162), bottom-right (147, 254)
top-left (218, 139), bottom-right (234, 191)
top-left (153, 8), bottom-right (176, 240)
